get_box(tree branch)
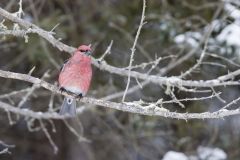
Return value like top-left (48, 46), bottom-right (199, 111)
top-left (122, 0), bottom-right (146, 101)
top-left (0, 69), bottom-right (240, 119)
top-left (0, 7), bottom-right (240, 89)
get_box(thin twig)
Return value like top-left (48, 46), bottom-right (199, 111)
top-left (39, 119), bottom-right (58, 154)
top-left (122, 0), bottom-right (146, 102)
top-left (98, 40), bottom-right (113, 62)
top-left (63, 119), bottom-right (90, 142)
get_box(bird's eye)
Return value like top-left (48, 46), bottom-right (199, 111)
top-left (79, 49), bottom-right (86, 52)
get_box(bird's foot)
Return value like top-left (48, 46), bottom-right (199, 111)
top-left (59, 87), bottom-right (67, 93)
top-left (97, 59), bottom-right (102, 65)
top-left (75, 93), bottom-right (83, 99)
top-left (79, 93), bottom-right (83, 98)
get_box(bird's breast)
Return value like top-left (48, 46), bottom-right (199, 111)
top-left (58, 59), bottom-right (92, 94)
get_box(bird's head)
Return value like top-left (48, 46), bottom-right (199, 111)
top-left (77, 45), bottom-right (92, 56)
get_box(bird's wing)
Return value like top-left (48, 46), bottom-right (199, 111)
top-left (60, 59), bottom-right (69, 72)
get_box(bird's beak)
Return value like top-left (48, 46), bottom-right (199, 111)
top-left (86, 51), bottom-right (92, 55)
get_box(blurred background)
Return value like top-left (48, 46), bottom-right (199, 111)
top-left (0, 0), bottom-right (240, 159)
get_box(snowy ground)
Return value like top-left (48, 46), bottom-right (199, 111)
top-left (162, 146), bottom-right (227, 160)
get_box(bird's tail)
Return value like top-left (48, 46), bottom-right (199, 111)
top-left (59, 97), bottom-right (77, 116)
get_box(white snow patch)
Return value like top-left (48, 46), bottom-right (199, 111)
top-left (216, 3), bottom-right (240, 48)
top-left (162, 151), bottom-right (188, 160)
top-left (225, 3), bottom-right (240, 21)
top-left (211, 20), bottom-right (222, 32)
top-left (174, 34), bottom-right (185, 43)
top-left (174, 32), bottom-right (201, 47)
top-left (188, 155), bottom-right (198, 160)
top-left (174, 3), bottom-right (240, 49)
top-left (197, 146), bottom-right (227, 160)
top-left (217, 24), bottom-right (240, 47)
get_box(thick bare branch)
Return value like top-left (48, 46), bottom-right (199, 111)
top-left (0, 101), bottom-right (65, 119)
top-left (0, 69), bottom-right (240, 119)
top-left (0, 7), bottom-right (75, 53)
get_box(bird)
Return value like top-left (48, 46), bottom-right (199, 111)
top-left (58, 45), bottom-right (92, 116)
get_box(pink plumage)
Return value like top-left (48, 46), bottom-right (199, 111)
top-left (58, 45), bottom-right (92, 116)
